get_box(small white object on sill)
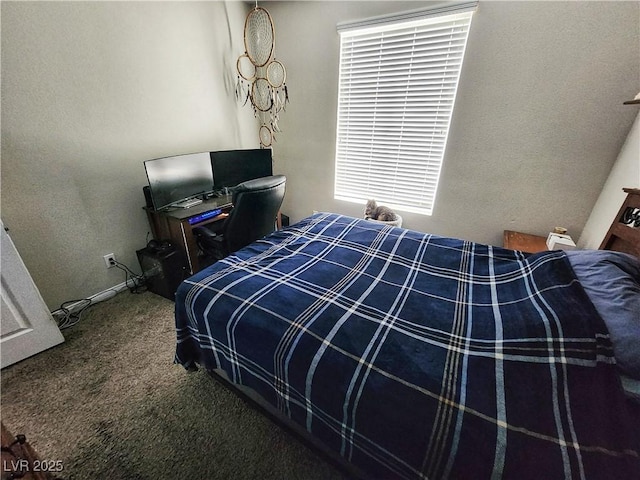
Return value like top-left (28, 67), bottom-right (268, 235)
top-left (366, 215), bottom-right (403, 228)
top-left (546, 232), bottom-right (576, 251)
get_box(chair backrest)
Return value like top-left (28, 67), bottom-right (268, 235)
top-left (223, 175), bottom-right (286, 253)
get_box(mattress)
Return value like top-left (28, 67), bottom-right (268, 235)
top-left (175, 213), bottom-right (640, 479)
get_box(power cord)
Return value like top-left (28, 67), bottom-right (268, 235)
top-left (113, 259), bottom-right (147, 294)
top-left (54, 257), bottom-right (148, 329)
top-left (56, 298), bottom-right (92, 330)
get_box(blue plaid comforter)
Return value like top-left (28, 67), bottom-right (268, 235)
top-left (175, 213), bottom-right (639, 479)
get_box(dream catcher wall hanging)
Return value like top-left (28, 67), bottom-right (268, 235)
top-left (236, 4), bottom-right (289, 148)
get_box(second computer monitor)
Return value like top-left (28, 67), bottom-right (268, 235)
top-left (211, 149), bottom-right (273, 190)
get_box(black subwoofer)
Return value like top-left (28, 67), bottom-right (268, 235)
top-left (136, 243), bottom-right (188, 301)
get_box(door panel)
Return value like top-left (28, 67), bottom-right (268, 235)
top-left (1, 222), bottom-right (64, 368)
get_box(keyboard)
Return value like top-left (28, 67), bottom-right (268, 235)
top-left (174, 197), bottom-right (203, 209)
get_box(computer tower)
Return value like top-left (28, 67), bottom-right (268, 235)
top-left (136, 242), bottom-right (188, 301)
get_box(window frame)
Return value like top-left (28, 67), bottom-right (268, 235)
top-left (334, 3), bottom-right (476, 216)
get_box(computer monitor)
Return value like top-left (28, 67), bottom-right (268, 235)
top-left (144, 152), bottom-right (214, 210)
top-left (210, 149), bottom-right (273, 190)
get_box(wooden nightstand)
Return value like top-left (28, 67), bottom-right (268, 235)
top-left (503, 230), bottom-right (548, 253)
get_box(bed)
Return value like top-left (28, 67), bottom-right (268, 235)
top-left (175, 192), bottom-right (640, 479)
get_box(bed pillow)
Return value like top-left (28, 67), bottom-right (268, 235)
top-left (566, 250), bottom-right (640, 380)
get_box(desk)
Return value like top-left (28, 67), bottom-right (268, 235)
top-left (503, 230), bottom-right (548, 253)
top-left (145, 195), bottom-right (233, 274)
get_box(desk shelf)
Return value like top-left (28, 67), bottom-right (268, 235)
top-left (145, 195), bottom-right (233, 275)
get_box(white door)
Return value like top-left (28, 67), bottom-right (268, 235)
top-left (1, 221), bottom-right (64, 368)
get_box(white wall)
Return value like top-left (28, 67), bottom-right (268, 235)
top-left (1, 1), bottom-right (258, 309)
top-left (267, 1), bottom-right (639, 245)
top-left (2, 1), bottom-right (639, 309)
top-left (578, 112), bottom-right (640, 249)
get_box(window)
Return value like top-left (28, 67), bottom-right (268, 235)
top-left (334, 3), bottom-right (476, 215)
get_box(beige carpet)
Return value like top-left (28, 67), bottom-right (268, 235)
top-left (0, 291), bottom-right (348, 479)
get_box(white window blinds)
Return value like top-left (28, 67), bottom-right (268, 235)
top-left (334, 4), bottom-right (475, 215)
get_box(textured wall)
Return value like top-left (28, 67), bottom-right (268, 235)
top-left (2, 1), bottom-right (639, 310)
top-left (579, 112), bottom-right (640, 249)
top-left (1, 1), bottom-right (258, 309)
top-left (267, 1), bottom-right (639, 245)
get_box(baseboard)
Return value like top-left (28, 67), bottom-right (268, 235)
top-left (51, 281), bottom-right (131, 319)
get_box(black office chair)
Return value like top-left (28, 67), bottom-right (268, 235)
top-left (193, 175), bottom-right (286, 262)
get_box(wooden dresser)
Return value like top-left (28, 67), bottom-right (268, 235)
top-left (600, 187), bottom-right (640, 257)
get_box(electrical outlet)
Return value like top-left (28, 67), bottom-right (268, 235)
top-left (103, 253), bottom-right (116, 268)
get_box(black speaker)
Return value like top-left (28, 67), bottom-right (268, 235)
top-left (136, 244), bottom-right (188, 301)
top-left (143, 185), bottom-right (154, 209)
